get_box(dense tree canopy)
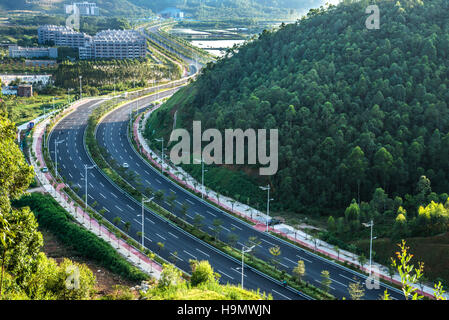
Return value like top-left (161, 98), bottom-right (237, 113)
top-left (150, 0), bottom-right (449, 225)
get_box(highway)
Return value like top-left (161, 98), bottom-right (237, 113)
top-left (94, 91), bottom-right (406, 300)
top-left (49, 96), bottom-right (310, 301)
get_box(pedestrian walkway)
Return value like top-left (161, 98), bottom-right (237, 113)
top-left (133, 106), bottom-right (448, 299)
top-left (30, 99), bottom-right (163, 280)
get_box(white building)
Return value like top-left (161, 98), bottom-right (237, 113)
top-left (38, 25), bottom-right (92, 48)
top-left (65, 2), bottom-right (100, 16)
top-left (79, 30), bottom-right (147, 60)
top-left (9, 45), bottom-right (58, 59)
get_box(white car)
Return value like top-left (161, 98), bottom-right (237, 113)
top-left (123, 163), bottom-right (129, 168)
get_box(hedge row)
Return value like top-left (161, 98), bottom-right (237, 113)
top-left (13, 193), bottom-right (149, 283)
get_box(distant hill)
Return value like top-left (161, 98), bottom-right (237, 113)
top-left (129, 0), bottom-right (327, 19)
top-left (146, 0), bottom-right (449, 220)
top-left (0, 0), bottom-right (150, 17)
top-left (0, 0), bottom-right (329, 19)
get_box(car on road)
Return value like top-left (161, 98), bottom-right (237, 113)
top-left (41, 167), bottom-right (48, 173)
top-left (122, 163), bottom-right (129, 168)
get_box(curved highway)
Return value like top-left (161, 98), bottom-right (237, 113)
top-left (95, 92), bottom-right (406, 300)
top-left (49, 95), bottom-right (309, 300)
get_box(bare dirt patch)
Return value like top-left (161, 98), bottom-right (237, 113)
top-left (40, 229), bottom-right (140, 299)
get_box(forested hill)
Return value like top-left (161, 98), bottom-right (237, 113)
top-left (149, 0), bottom-right (449, 218)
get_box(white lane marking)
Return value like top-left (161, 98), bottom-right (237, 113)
top-left (111, 193), bottom-right (118, 199)
top-left (126, 204), bottom-right (135, 211)
top-left (261, 238), bottom-right (275, 246)
top-left (102, 207), bottom-right (109, 212)
top-left (144, 236), bottom-right (152, 243)
top-left (145, 217), bottom-right (155, 224)
top-left (196, 248), bottom-right (210, 257)
top-left (145, 179), bottom-right (152, 185)
top-left (183, 250), bottom-right (197, 260)
top-left (206, 210), bottom-right (217, 217)
top-left (68, 173), bottom-right (73, 178)
top-left (338, 274), bottom-right (358, 283)
top-left (279, 262), bottom-right (289, 268)
top-left (283, 257), bottom-right (297, 264)
top-left (296, 255), bottom-right (312, 263)
top-left (314, 279), bottom-right (335, 291)
top-left (175, 200), bottom-right (182, 206)
top-left (330, 277), bottom-right (348, 288)
top-left (168, 232), bottom-right (179, 239)
top-left (115, 205), bottom-right (123, 212)
top-left (100, 193), bottom-right (106, 199)
top-left (169, 188), bottom-right (176, 193)
top-left (100, 182), bottom-right (105, 187)
top-left (170, 252), bottom-right (183, 262)
top-left (156, 233), bottom-right (166, 240)
top-left (156, 179), bottom-right (162, 184)
top-left (272, 289), bottom-right (292, 300)
top-left (231, 224), bottom-right (242, 230)
top-left (217, 269), bottom-right (234, 280)
top-left (133, 219), bottom-right (142, 225)
top-left (186, 199), bottom-right (194, 205)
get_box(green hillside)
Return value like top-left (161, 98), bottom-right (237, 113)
top-left (0, 0), bottom-right (150, 17)
top-left (146, 0), bottom-right (449, 240)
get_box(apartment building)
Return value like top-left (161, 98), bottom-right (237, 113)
top-left (38, 25), bottom-right (92, 48)
top-left (8, 45), bottom-right (58, 59)
top-left (79, 30), bottom-right (147, 60)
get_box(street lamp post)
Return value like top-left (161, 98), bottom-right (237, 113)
top-left (139, 196), bottom-right (155, 248)
top-left (79, 76), bottom-right (82, 99)
top-left (241, 245), bottom-right (255, 289)
top-left (259, 185), bottom-right (272, 232)
top-left (54, 139), bottom-right (65, 180)
top-left (363, 220), bottom-right (374, 275)
top-left (84, 164), bottom-right (96, 225)
top-left (155, 138), bottom-right (164, 174)
top-left (194, 157), bottom-right (207, 199)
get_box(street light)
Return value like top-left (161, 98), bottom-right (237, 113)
top-left (362, 220), bottom-right (375, 275)
top-left (54, 139), bottom-right (65, 179)
top-left (193, 157), bottom-right (208, 199)
top-left (79, 75), bottom-right (82, 99)
top-left (138, 196), bottom-right (155, 249)
top-left (241, 245), bottom-right (255, 289)
top-left (155, 137), bottom-right (164, 174)
top-left (259, 184), bottom-right (272, 232)
top-left (84, 164), bottom-right (96, 225)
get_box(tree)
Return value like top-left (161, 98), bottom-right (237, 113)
top-left (345, 146), bottom-right (368, 204)
top-left (157, 242), bottom-right (165, 256)
top-left (358, 254), bottom-right (367, 270)
top-left (269, 245), bottom-right (281, 270)
top-left (320, 270), bottom-right (332, 293)
top-left (158, 263), bottom-right (183, 289)
top-left (190, 260), bottom-right (219, 286)
top-left (0, 115), bottom-right (34, 298)
top-left (373, 147), bottom-right (393, 190)
top-left (212, 219), bottom-right (223, 241)
top-left (193, 214), bottom-right (205, 231)
top-left (292, 260), bottom-right (305, 283)
top-left (348, 280), bottom-right (365, 300)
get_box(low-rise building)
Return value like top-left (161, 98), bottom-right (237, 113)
top-left (38, 25), bottom-right (92, 48)
top-left (79, 29), bottom-right (147, 60)
top-left (9, 45), bottom-right (58, 59)
top-left (17, 84), bottom-right (33, 97)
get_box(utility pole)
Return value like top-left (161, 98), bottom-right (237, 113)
top-left (139, 196), bottom-right (154, 248)
top-left (241, 245), bottom-right (255, 289)
top-left (54, 139), bottom-right (65, 180)
top-left (79, 75), bottom-right (82, 99)
top-left (84, 164), bottom-right (96, 225)
top-left (259, 184), bottom-right (272, 232)
top-left (155, 137), bottom-right (164, 174)
top-left (363, 220), bottom-right (375, 275)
